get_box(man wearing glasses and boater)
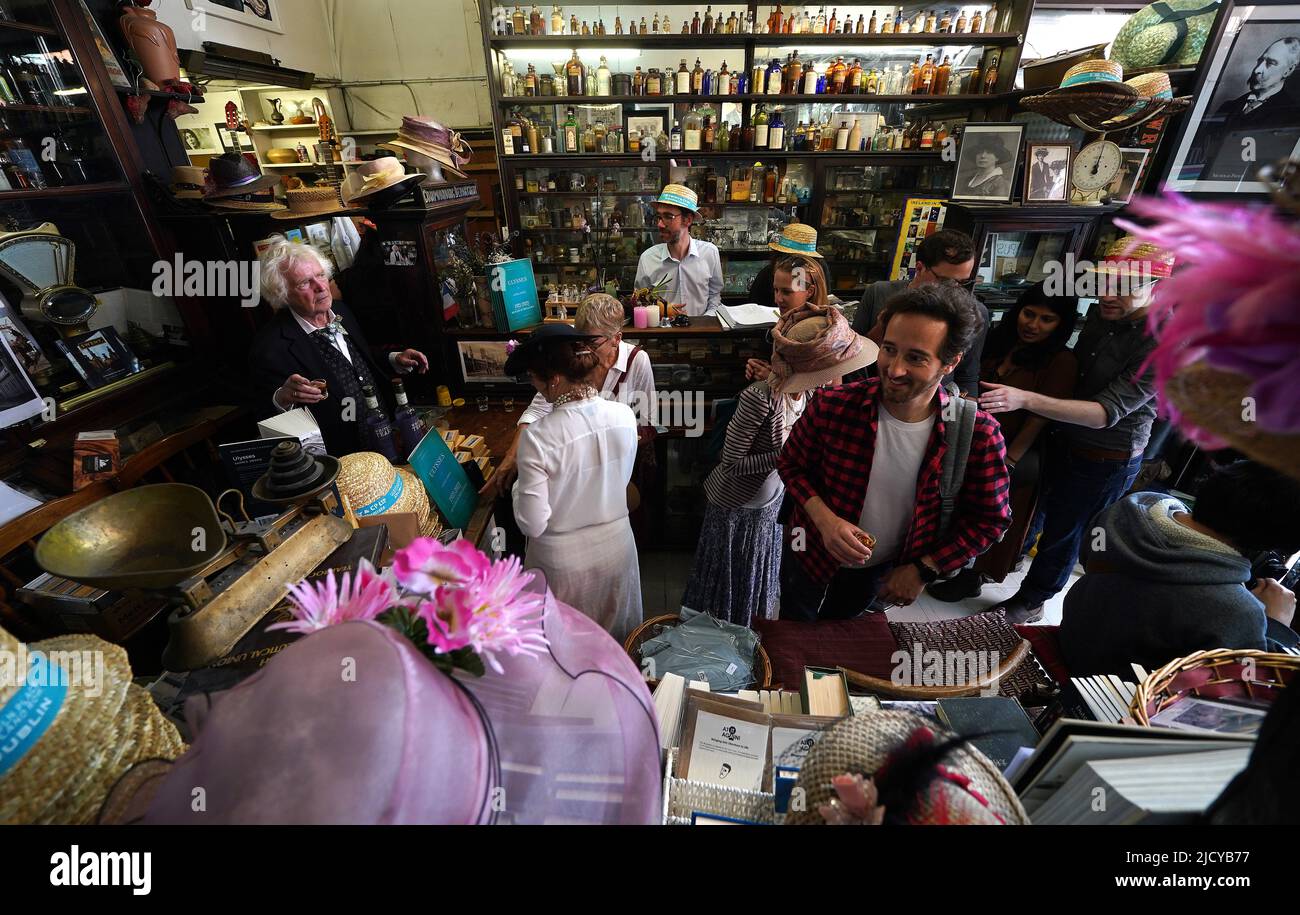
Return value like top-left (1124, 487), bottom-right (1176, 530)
top-left (634, 184), bottom-right (725, 318)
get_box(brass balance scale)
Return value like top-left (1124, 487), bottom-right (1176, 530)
top-left (0, 222), bottom-right (100, 335)
top-left (34, 442), bottom-right (352, 671)
top-left (1021, 77), bottom-right (1191, 205)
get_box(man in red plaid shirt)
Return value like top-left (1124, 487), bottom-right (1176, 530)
top-left (778, 284), bottom-right (1012, 619)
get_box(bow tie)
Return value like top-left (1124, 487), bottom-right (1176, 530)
top-left (314, 316), bottom-right (346, 339)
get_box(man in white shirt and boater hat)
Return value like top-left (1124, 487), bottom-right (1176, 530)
top-left (634, 183), bottom-right (724, 317)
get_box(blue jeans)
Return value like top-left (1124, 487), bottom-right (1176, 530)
top-left (1015, 451), bottom-right (1143, 607)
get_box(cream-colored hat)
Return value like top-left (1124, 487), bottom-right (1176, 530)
top-left (341, 156), bottom-right (425, 204)
top-left (769, 223), bottom-right (823, 258)
top-left (0, 627), bottom-right (186, 824)
top-left (338, 452), bottom-right (439, 537)
top-left (270, 185), bottom-right (360, 221)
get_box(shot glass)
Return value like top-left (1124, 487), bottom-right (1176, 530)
top-left (477, 395), bottom-right (489, 412)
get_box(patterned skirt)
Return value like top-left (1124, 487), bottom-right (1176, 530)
top-left (680, 494), bottom-right (783, 629)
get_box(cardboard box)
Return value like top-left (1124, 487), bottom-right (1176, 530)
top-left (356, 514), bottom-right (409, 567)
top-left (459, 434), bottom-right (486, 458)
top-left (800, 666), bottom-right (853, 718)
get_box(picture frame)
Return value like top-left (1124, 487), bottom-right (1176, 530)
top-left (180, 127), bottom-right (218, 154)
top-left (1163, 0), bottom-right (1300, 194)
top-left (304, 221), bottom-right (331, 248)
top-left (627, 108), bottom-right (670, 142)
top-left (1105, 148), bottom-right (1152, 204)
top-left (457, 340), bottom-right (523, 388)
top-left (216, 124), bottom-right (255, 153)
top-left (951, 123), bottom-right (1025, 203)
top-left (185, 0), bottom-right (283, 34)
top-left (77, 0), bottom-right (131, 89)
top-left (1023, 143), bottom-right (1073, 203)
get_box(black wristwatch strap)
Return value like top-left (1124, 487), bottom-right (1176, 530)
top-left (913, 560), bottom-right (940, 583)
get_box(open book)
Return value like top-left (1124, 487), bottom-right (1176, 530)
top-left (716, 302), bottom-right (781, 329)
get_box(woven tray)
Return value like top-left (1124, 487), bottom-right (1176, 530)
top-left (1130, 649), bottom-right (1300, 726)
top-left (624, 613), bottom-right (774, 690)
top-left (662, 748), bottom-right (776, 825)
top-left (1019, 92), bottom-right (1189, 133)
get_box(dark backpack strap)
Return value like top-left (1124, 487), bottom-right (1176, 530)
top-left (611, 344), bottom-right (643, 398)
top-left (939, 383), bottom-right (977, 538)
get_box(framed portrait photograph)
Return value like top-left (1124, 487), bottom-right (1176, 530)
top-left (627, 105), bottom-right (671, 142)
top-left (951, 123), bottom-right (1025, 203)
top-left (1024, 144), bottom-right (1072, 202)
top-left (186, 0), bottom-right (283, 34)
top-left (180, 127), bottom-right (218, 153)
top-left (1164, 0), bottom-right (1300, 194)
top-left (1104, 148), bottom-right (1152, 204)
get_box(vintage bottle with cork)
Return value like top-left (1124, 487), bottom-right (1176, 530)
top-left (956, 8), bottom-right (968, 31)
top-left (676, 59), bottom-right (691, 94)
top-left (361, 385), bottom-right (399, 463)
top-left (918, 54), bottom-right (937, 93)
top-left (512, 5), bottom-right (526, 34)
top-left (562, 106), bottom-right (579, 152)
top-left (935, 55), bottom-right (952, 93)
top-left (970, 8), bottom-right (983, 31)
top-left (529, 4), bottom-right (543, 34)
top-left (985, 2), bottom-right (999, 31)
top-left (982, 54), bottom-right (1000, 93)
top-left (595, 56), bottom-right (611, 95)
top-left (846, 58), bottom-right (864, 93)
top-left (925, 9), bottom-right (937, 31)
top-left (566, 50), bottom-right (585, 94)
top-left (753, 104), bottom-right (769, 147)
top-left (692, 58), bottom-right (705, 93)
top-left (767, 108), bottom-right (786, 149)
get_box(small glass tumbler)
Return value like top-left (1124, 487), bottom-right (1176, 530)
top-left (477, 395), bottom-right (490, 412)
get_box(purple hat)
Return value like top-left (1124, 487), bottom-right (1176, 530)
top-left (101, 579), bottom-right (661, 825)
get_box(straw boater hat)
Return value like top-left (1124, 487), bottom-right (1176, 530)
top-left (655, 183), bottom-right (699, 213)
top-left (1049, 59), bottom-right (1137, 96)
top-left (341, 156), bottom-right (425, 206)
top-left (337, 451), bottom-right (439, 537)
top-left (0, 626), bottom-right (185, 824)
top-left (379, 116), bottom-right (470, 180)
top-left (785, 711), bottom-right (1029, 825)
top-left (769, 223), bottom-right (823, 258)
top-left (170, 165), bottom-right (207, 199)
top-left (1108, 70), bottom-right (1175, 123)
top-left (768, 303), bottom-right (878, 396)
top-left (271, 185), bottom-right (360, 221)
top-left (1088, 235), bottom-right (1176, 281)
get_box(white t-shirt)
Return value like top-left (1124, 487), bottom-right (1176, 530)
top-left (858, 406), bottom-right (935, 567)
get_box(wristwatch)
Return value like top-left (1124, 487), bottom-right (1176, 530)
top-left (912, 559), bottom-right (941, 584)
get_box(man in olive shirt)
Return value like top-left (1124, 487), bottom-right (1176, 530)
top-left (851, 229), bottom-right (989, 397)
top-left (978, 239), bottom-right (1175, 623)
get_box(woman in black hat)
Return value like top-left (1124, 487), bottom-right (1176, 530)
top-left (958, 134), bottom-right (1015, 199)
top-left (507, 325), bottom-right (643, 642)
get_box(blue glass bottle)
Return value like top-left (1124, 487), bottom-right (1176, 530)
top-left (702, 69), bottom-right (713, 95)
top-left (816, 74), bottom-right (827, 94)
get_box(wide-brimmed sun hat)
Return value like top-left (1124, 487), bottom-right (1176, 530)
top-left (768, 303), bottom-right (878, 395)
top-left (270, 185), bottom-right (361, 221)
top-left (203, 151), bottom-right (281, 198)
top-left (1050, 59), bottom-right (1137, 96)
top-left (341, 156), bottom-right (425, 206)
top-left (769, 223), bottom-right (823, 258)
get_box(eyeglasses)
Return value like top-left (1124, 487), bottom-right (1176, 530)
top-left (654, 211), bottom-right (682, 224)
top-left (292, 271), bottom-right (330, 292)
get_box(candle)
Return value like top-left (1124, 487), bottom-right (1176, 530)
top-left (633, 305), bottom-right (648, 328)
top-left (644, 305), bottom-right (660, 327)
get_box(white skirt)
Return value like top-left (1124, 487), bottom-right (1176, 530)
top-left (524, 517), bottom-right (643, 645)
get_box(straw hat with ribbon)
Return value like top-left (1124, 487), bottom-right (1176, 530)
top-left (655, 183), bottom-right (699, 213)
top-left (341, 156), bottom-right (425, 206)
top-left (379, 116), bottom-right (470, 180)
top-left (1050, 59), bottom-right (1137, 96)
top-left (1087, 235), bottom-right (1177, 281)
top-left (768, 303), bottom-right (878, 397)
top-left (1107, 71), bottom-right (1175, 124)
top-left (769, 223), bottom-right (823, 258)
top-left (271, 185), bottom-right (361, 221)
top-left (785, 711), bottom-right (1029, 825)
top-left (0, 626), bottom-right (185, 824)
top-left (337, 451), bottom-right (439, 537)
top-left (170, 165), bottom-right (207, 200)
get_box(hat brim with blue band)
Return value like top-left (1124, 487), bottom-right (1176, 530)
top-left (769, 237), bottom-right (823, 257)
top-left (655, 190), bottom-right (699, 212)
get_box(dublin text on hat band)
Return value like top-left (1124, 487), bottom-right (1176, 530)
top-left (357, 473), bottom-right (405, 516)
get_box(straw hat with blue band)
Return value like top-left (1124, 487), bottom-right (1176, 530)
top-left (769, 223), bottom-right (823, 258)
top-left (1050, 59), bottom-right (1138, 96)
top-left (337, 452), bottom-right (438, 537)
top-left (655, 183), bottom-right (699, 213)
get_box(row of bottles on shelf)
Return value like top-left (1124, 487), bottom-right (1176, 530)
top-left (515, 169), bottom-right (662, 194)
top-left (0, 54), bottom-right (85, 108)
top-left (0, 133), bottom-right (92, 190)
top-left (688, 162), bottom-right (810, 205)
top-left (823, 195), bottom-right (907, 228)
top-left (504, 49), bottom-right (997, 97)
top-left (493, 5), bottom-right (1013, 36)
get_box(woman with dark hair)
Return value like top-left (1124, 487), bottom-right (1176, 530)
top-left (507, 325), bottom-right (642, 641)
top-left (927, 282), bottom-right (1079, 602)
top-left (958, 134), bottom-right (1015, 199)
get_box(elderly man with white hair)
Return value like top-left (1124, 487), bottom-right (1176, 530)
top-left (248, 239), bottom-right (428, 457)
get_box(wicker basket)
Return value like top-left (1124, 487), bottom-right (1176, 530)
top-left (662, 748), bottom-right (776, 825)
top-left (1129, 649), bottom-right (1300, 726)
top-left (1020, 92), bottom-right (1189, 133)
top-left (624, 613), bottom-right (774, 690)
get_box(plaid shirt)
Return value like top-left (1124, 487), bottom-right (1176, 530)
top-left (777, 378), bottom-right (1011, 585)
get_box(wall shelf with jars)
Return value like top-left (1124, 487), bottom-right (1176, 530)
top-left (480, 1), bottom-right (1035, 305)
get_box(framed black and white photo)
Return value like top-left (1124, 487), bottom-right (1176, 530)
top-left (186, 0), bottom-right (283, 34)
top-left (180, 127), bottom-right (218, 153)
top-left (1024, 144), bottom-right (1072, 202)
top-left (626, 107), bottom-right (670, 145)
top-left (952, 123), bottom-right (1025, 203)
top-left (1105, 148), bottom-right (1152, 204)
top-left (457, 340), bottom-right (517, 386)
top-left (1164, 0), bottom-right (1300, 194)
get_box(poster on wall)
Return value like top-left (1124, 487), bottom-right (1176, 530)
top-left (186, 0), bottom-right (284, 34)
top-left (889, 199), bottom-right (948, 281)
top-left (1165, 1), bottom-right (1300, 194)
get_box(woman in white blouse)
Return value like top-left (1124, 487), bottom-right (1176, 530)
top-left (484, 294), bottom-right (655, 499)
top-left (508, 324), bottom-right (643, 642)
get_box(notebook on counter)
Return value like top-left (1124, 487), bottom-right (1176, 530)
top-left (716, 303), bottom-right (780, 329)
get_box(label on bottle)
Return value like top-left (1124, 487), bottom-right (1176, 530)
top-left (803, 71), bottom-right (818, 94)
top-left (671, 131), bottom-right (682, 151)
top-left (685, 128), bottom-right (701, 151)
top-left (677, 72), bottom-right (690, 93)
top-left (564, 125), bottom-right (578, 152)
top-left (755, 123), bottom-right (769, 147)
top-left (501, 129), bottom-right (515, 155)
top-left (768, 126), bottom-right (785, 149)
top-left (767, 71), bottom-right (782, 94)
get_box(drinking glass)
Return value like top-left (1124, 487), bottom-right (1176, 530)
top-left (477, 395), bottom-right (489, 412)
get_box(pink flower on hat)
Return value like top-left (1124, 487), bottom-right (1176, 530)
top-left (417, 591), bottom-right (475, 654)
top-left (392, 537), bottom-right (490, 593)
top-left (269, 560), bottom-right (396, 635)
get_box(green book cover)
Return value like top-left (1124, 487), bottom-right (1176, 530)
top-left (489, 258), bottom-right (542, 331)
top-left (407, 427), bottom-right (478, 530)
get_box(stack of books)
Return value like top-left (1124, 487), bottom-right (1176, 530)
top-left (715, 302), bottom-right (780, 330)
